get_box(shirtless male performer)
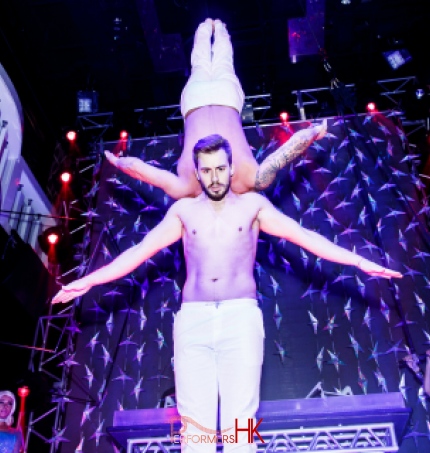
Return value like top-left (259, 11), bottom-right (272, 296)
top-left (53, 134), bottom-right (402, 453)
top-left (105, 18), bottom-right (327, 199)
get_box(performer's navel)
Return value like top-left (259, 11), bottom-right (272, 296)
top-left (239, 227), bottom-right (242, 232)
top-left (192, 229), bottom-right (196, 235)
top-left (212, 278), bottom-right (218, 282)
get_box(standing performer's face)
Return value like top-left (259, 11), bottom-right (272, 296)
top-left (195, 148), bottom-right (234, 201)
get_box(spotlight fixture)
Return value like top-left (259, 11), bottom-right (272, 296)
top-left (66, 130), bottom-right (77, 142)
top-left (279, 111), bottom-right (289, 123)
top-left (416, 88), bottom-right (425, 100)
top-left (77, 90), bottom-right (99, 114)
top-left (366, 102), bottom-right (377, 112)
top-left (382, 49), bottom-right (412, 70)
top-left (38, 226), bottom-right (64, 254)
top-left (60, 171), bottom-right (72, 183)
top-left (340, 0), bottom-right (351, 4)
top-left (47, 232), bottom-right (59, 245)
top-left (18, 386), bottom-right (30, 398)
top-left (119, 130), bottom-right (132, 152)
top-left (38, 225), bottom-right (71, 264)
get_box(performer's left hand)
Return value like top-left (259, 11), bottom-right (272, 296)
top-left (51, 278), bottom-right (92, 304)
top-left (357, 258), bottom-right (402, 279)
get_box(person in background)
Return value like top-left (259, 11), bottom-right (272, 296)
top-left (0, 391), bottom-right (23, 453)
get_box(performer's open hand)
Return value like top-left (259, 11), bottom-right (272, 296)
top-left (104, 151), bottom-right (146, 180)
top-left (357, 258), bottom-right (402, 279)
top-left (105, 150), bottom-right (135, 171)
top-left (104, 150), bottom-right (120, 167)
top-left (52, 279), bottom-right (92, 304)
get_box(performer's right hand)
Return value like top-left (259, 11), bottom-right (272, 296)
top-left (52, 279), bottom-right (92, 304)
top-left (104, 150), bottom-right (122, 168)
top-left (104, 151), bottom-right (145, 180)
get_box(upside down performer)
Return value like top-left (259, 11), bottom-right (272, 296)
top-left (105, 19), bottom-right (327, 199)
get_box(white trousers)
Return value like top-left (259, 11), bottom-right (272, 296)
top-left (180, 20), bottom-right (245, 118)
top-left (173, 299), bottom-right (265, 453)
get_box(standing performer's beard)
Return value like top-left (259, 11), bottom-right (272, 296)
top-left (200, 179), bottom-right (231, 201)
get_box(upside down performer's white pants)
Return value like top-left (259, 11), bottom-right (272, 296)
top-left (173, 299), bottom-right (265, 453)
top-left (180, 20), bottom-right (245, 118)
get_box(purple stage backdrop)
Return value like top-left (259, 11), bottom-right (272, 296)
top-left (57, 112), bottom-right (430, 453)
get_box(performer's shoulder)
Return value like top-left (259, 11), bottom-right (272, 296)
top-left (169, 195), bottom-right (204, 211)
top-left (240, 190), bottom-right (272, 205)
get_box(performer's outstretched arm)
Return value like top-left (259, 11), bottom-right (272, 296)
top-left (104, 151), bottom-right (196, 199)
top-left (51, 204), bottom-right (183, 304)
top-left (257, 193), bottom-right (402, 279)
top-left (255, 119), bottom-right (327, 191)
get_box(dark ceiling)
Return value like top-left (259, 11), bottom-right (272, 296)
top-left (0, 0), bottom-right (429, 196)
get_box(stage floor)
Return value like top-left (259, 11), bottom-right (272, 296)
top-left (108, 392), bottom-right (411, 452)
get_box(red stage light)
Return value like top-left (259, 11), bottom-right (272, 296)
top-left (47, 233), bottom-right (59, 245)
top-left (366, 102), bottom-right (376, 112)
top-left (66, 130), bottom-right (77, 141)
top-left (60, 171), bottom-right (72, 183)
top-left (280, 112), bottom-right (289, 122)
top-left (120, 130), bottom-right (128, 140)
top-left (38, 225), bottom-right (70, 263)
top-left (18, 386), bottom-right (30, 398)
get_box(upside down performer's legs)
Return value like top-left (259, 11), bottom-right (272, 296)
top-left (211, 20), bottom-right (236, 83)
top-left (179, 19), bottom-right (256, 194)
top-left (180, 19), bottom-right (245, 118)
top-left (173, 300), bottom-right (264, 453)
top-left (189, 18), bottom-right (212, 83)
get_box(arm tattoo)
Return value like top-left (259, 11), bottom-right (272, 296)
top-left (255, 127), bottom-right (318, 191)
top-left (255, 156), bottom-right (281, 191)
